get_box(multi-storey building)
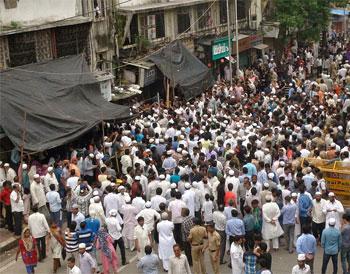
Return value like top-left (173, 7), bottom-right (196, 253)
top-left (0, 0), bottom-right (115, 72)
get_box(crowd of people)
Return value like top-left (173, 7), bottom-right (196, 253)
top-left (0, 31), bottom-right (350, 274)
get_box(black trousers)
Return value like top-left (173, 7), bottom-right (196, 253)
top-left (5, 205), bottom-right (13, 231)
top-left (216, 230), bottom-right (226, 263)
top-left (113, 238), bottom-right (126, 264)
top-left (183, 241), bottom-right (193, 266)
top-left (13, 211), bottom-right (22, 236)
top-left (240, 199), bottom-right (245, 217)
top-left (36, 236), bottom-right (46, 260)
top-left (174, 223), bottom-right (182, 247)
top-left (312, 221), bottom-right (325, 240)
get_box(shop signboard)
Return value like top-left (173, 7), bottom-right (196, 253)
top-left (212, 37), bottom-right (229, 60)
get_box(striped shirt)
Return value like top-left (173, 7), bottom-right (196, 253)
top-left (77, 228), bottom-right (93, 252)
top-left (65, 231), bottom-right (78, 253)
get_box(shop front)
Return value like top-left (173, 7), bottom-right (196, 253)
top-left (250, 33), bottom-right (269, 64)
top-left (196, 34), bottom-right (252, 80)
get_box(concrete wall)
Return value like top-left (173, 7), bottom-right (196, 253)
top-left (0, 0), bottom-right (81, 26)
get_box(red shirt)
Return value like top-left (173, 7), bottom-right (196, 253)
top-left (0, 188), bottom-right (11, 206)
top-left (224, 191), bottom-right (236, 206)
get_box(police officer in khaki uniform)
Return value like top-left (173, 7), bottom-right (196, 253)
top-left (188, 218), bottom-right (207, 274)
top-left (203, 223), bottom-right (221, 274)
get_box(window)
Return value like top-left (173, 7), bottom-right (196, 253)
top-left (127, 14), bottom-right (139, 45)
top-left (197, 4), bottom-right (211, 30)
top-left (8, 33), bottom-right (36, 67)
top-left (94, 0), bottom-right (106, 19)
top-left (140, 12), bottom-right (165, 40)
top-left (177, 9), bottom-right (190, 34)
top-left (4, 0), bottom-right (17, 9)
top-left (237, 0), bottom-right (245, 20)
top-left (219, 0), bottom-right (227, 24)
top-left (54, 24), bottom-right (90, 58)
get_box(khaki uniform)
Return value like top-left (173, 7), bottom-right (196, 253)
top-left (188, 225), bottom-right (207, 274)
top-left (208, 231), bottom-right (221, 274)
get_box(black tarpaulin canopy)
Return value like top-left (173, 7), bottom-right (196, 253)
top-left (0, 55), bottom-right (131, 152)
top-left (148, 40), bottom-right (214, 100)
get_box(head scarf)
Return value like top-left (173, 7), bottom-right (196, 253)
top-left (97, 228), bottom-right (112, 259)
top-left (21, 227), bottom-right (34, 251)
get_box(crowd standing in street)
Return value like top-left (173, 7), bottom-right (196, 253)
top-left (0, 30), bottom-right (350, 274)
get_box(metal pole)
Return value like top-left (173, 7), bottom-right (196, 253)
top-left (226, 0), bottom-right (233, 85)
top-left (234, 0), bottom-right (239, 75)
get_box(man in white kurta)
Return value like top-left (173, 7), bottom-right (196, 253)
top-left (182, 183), bottom-right (195, 217)
top-left (134, 216), bottom-right (151, 260)
top-left (136, 201), bottom-right (160, 235)
top-left (262, 195), bottom-right (284, 250)
top-left (88, 196), bottom-right (106, 225)
top-left (157, 212), bottom-right (176, 271)
top-left (120, 197), bottom-right (138, 250)
top-left (230, 236), bottom-right (244, 274)
top-left (322, 192), bottom-right (344, 230)
top-left (43, 167), bottom-right (58, 192)
top-left (169, 245), bottom-right (192, 274)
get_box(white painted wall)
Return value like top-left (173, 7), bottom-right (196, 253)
top-left (0, 0), bottom-right (81, 26)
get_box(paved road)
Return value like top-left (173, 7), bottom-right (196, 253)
top-left (0, 243), bottom-right (342, 274)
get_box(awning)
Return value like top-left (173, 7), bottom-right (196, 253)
top-left (330, 8), bottom-right (349, 16)
top-left (148, 40), bottom-right (214, 100)
top-left (119, 0), bottom-right (214, 13)
top-left (122, 60), bottom-right (155, 70)
top-left (253, 43), bottom-right (269, 50)
top-left (0, 55), bottom-right (131, 152)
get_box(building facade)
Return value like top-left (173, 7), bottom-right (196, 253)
top-left (116, 0), bottom-right (266, 86)
top-left (0, 0), bottom-right (115, 73)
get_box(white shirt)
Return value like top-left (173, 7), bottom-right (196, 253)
top-left (43, 172), bottom-right (59, 192)
top-left (322, 199), bottom-right (345, 229)
top-left (28, 212), bottom-right (50, 238)
top-left (182, 189), bottom-right (196, 217)
top-left (67, 176), bottom-right (79, 190)
top-left (311, 198), bottom-right (326, 224)
top-left (132, 197), bottom-right (146, 212)
top-left (202, 200), bottom-right (214, 222)
top-left (168, 199), bottom-right (186, 223)
top-left (151, 195), bottom-right (166, 211)
top-left (213, 210), bottom-right (226, 231)
top-left (292, 264), bottom-right (311, 274)
top-left (225, 176), bottom-right (240, 193)
top-left (30, 181), bottom-right (47, 207)
top-left (106, 216), bottom-right (122, 240)
top-left (103, 192), bottom-right (119, 217)
top-left (72, 212), bottom-right (85, 228)
top-left (68, 265), bottom-right (82, 274)
top-left (10, 190), bottom-right (24, 212)
top-left (136, 208), bottom-right (160, 232)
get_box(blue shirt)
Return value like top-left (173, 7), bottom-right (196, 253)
top-left (170, 174), bottom-right (181, 184)
top-left (45, 191), bottom-right (62, 212)
top-left (226, 217), bottom-right (245, 236)
top-left (298, 193), bottom-right (312, 217)
top-left (321, 227), bottom-right (342, 255)
top-left (85, 217), bottom-right (100, 237)
top-left (137, 253), bottom-right (159, 274)
top-left (296, 233), bottom-right (317, 254)
top-left (243, 214), bottom-right (255, 232)
top-left (281, 203), bottom-right (297, 225)
top-left (243, 163), bottom-right (257, 176)
top-left (77, 228), bottom-right (93, 252)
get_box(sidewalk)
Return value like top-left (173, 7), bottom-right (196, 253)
top-left (0, 228), bottom-right (19, 253)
